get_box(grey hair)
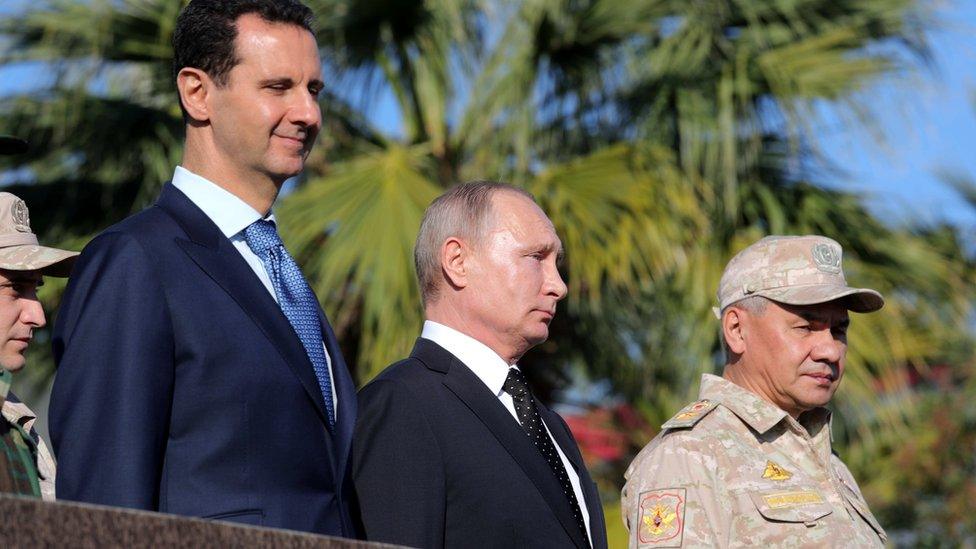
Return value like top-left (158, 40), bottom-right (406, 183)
top-left (414, 180), bottom-right (534, 306)
top-left (720, 295), bottom-right (769, 360)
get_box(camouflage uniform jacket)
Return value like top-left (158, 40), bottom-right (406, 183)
top-left (0, 370), bottom-right (56, 501)
top-left (622, 374), bottom-right (885, 548)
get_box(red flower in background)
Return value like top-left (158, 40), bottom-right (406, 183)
top-left (564, 404), bottom-right (653, 464)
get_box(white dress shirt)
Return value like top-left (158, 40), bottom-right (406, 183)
top-left (171, 166), bottom-right (337, 416)
top-left (421, 320), bottom-right (592, 543)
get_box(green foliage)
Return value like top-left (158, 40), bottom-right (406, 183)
top-left (2, 0), bottom-right (974, 539)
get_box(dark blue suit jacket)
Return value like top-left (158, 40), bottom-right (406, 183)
top-left (50, 183), bottom-right (359, 536)
top-left (353, 338), bottom-right (608, 549)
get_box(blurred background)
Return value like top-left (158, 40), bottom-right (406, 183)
top-left (2, 0), bottom-right (975, 546)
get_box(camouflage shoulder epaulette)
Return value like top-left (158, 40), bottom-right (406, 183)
top-left (661, 399), bottom-right (719, 430)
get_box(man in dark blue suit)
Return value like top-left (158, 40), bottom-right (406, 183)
top-left (354, 182), bottom-right (608, 548)
top-left (49, 0), bottom-right (359, 537)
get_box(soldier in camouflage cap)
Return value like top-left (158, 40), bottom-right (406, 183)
top-left (0, 137), bottom-right (78, 502)
top-left (622, 235), bottom-right (887, 548)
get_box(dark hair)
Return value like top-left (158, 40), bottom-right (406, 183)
top-left (172, 0), bottom-right (315, 116)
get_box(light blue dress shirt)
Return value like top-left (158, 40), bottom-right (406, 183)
top-left (171, 166), bottom-right (337, 416)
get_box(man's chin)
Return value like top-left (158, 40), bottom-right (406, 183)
top-left (525, 327), bottom-right (550, 347)
top-left (798, 391), bottom-right (836, 411)
top-left (266, 158), bottom-right (307, 181)
top-left (0, 357), bottom-right (26, 373)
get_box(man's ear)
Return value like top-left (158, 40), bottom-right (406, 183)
top-left (176, 67), bottom-right (212, 122)
top-left (723, 307), bottom-right (747, 355)
top-left (439, 237), bottom-right (468, 290)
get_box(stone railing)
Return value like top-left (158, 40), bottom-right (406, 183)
top-left (0, 495), bottom-right (404, 548)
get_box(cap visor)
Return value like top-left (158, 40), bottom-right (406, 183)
top-left (757, 284), bottom-right (884, 313)
top-left (0, 246), bottom-right (79, 278)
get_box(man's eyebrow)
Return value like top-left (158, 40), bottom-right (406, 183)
top-left (259, 77), bottom-right (294, 87)
top-left (535, 241), bottom-right (562, 256)
top-left (797, 310), bottom-right (849, 326)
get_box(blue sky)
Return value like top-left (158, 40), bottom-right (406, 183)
top-left (2, 1), bottom-right (974, 233)
top-left (815, 2), bottom-right (976, 232)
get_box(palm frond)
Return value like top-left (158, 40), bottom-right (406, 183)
top-left (279, 144), bottom-right (442, 380)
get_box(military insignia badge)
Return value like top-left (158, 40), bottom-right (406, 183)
top-left (811, 243), bottom-right (841, 273)
top-left (11, 198), bottom-right (30, 233)
top-left (637, 488), bottom-right (685, 547)
top-left (674, 399), bottom-right (710, 420)
top-left (762, 460), bottom-right (792, 481)
top-left (662, 399), bottom-right (718, 430)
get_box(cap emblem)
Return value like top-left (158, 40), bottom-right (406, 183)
top-left (811, 243), bottom-right (840, 273)
top-left (12, 199), bottom-right (31, 232)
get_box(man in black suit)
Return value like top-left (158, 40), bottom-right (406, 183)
top-left (353, 181), bottom-right (607, 548)
top-left (49, 0), bottom-right (359, 536)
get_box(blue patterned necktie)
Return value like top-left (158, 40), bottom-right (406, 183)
top-left (244, 219), bottom-right (336, 432)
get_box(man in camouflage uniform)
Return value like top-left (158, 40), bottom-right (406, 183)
top-left (622, 235), bottom-right (887, 548)
top-left (0, 135), bottom-right (78, 500)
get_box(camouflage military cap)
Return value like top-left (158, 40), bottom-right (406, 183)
top-left (0, 136), bottom-right (28, 155)
top-left (717, 235), bottom-right (883, 315)
top-left (0, 192), bottom-right (78, 277)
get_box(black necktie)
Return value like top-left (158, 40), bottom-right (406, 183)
top-left (503, 367), bottom-right (589, 545)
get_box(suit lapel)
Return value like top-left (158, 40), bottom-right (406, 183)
top-left (321, 309), bottom-right (355, 479)
top-left (412, 339), bottom-right (590, 549)
top-left (539, 404), bottom-right (586, 474)
top-left (155, 184), bottom-right (330, 426)
top-left (539, 404), bottom-right (607, 549)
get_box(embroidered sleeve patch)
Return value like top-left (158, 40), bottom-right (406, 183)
top-left (637, 488), bottom-right (686, 547)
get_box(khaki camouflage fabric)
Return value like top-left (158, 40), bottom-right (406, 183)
top-left (716, 235), bottom-right (883, 315)
top-left (0, 369), bottom-right (56, 501)
top-left (0, 192), bottom-right (77, 277)
top-left (622, 374), bottom-right (885, 548)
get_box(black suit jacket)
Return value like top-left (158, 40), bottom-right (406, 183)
top-left (353, 338), bottom-right (608, 548)
top-left (50, 183), bottom-right (359, 536)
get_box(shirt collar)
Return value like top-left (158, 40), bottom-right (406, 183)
top-left (421, 320), bottom-right (513, 396)
top-left (171, 166), bottom-right (275, 238)
top-left (698, 373), bottom-right (796, 434)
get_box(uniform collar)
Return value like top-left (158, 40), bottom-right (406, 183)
top-left (0, 369), bottom-right (39, 435)
top-left (698, 373), bottom-right (831, 435)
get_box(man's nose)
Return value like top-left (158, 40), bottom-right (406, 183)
top-left (290, 89), bottom-right (322, 128)
top-left (811, 329), bottom-right (844, 364)
top-left (22, 298), bottom-right (46, 329)
top-left (546, 262), bottom-right (568, 301)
